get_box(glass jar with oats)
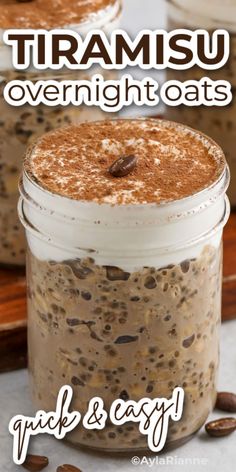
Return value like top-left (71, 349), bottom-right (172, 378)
top-left (0, 0), bottom-right (122, 266)
top-left (19, 119), bottom-right (229, 452)
top-left (166, 0), bottom-right (236, 206)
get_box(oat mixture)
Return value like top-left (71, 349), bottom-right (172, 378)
top-left (28, 245), bottom-right (222, 450)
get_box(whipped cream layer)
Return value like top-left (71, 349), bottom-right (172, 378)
top-left (19, 119), bottom-right (230, 270)
top-left (0, 0), bottom-right (121, 71)
top-left (168, 0), bottom-right (236, 31)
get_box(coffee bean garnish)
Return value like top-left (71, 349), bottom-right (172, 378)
top-left (57, 465), bottom-right (82, 472)
top-left (205, 418), bottom-right (236, 437)
top-left (108, 155), bottom-right (138, 177)
top-left (216, 392), bottom-right (236, 413)
top-left (23, 454), bottom-right (49, 472)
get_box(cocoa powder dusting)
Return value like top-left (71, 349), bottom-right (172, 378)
top-left (0, 0), bottom-right (117, 29)
top-left (25, 119), bottom-right (226, 205)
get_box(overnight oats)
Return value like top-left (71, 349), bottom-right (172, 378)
top-left (0, 0), bottom-right (121, 265)
top-left (19, 119), bottom-right (230, 451)
top-left (166, 0), bottom-right (236, 205)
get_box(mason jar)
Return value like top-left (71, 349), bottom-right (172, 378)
top-left (0, 0), bottom-right (122, 266)
top-left (19, 118), bottom-right (229, 452)
top-left (166, 0), bottom-right (236, 206)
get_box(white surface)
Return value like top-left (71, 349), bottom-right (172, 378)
top-left (0, 320), bottom-right (235, 472)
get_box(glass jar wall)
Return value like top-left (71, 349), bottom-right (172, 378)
top-left (19, 119), bottom-right (230, 452)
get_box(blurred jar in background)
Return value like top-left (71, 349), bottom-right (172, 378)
top-left (166, 0), bottom-right (236, 205)
top-left (0, 0), bottom-right (122, 266)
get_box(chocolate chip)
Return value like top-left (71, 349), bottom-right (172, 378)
top-left (66, 260), bottom-right (93, 279)
top-left (81, 291), bottom-right (92, 301)
top-left (57, 466), bottom-right (82, 472)
top-left (108, 155), bottom-right (138, 177)
top-left (182, 334), bottom-right (195, 348)
top-left (71, 376), bottom-right (85, 387)
top-left (119, 390), bottom-right (129, 401)
top-left (205, 418), bottom-right (236, 437)
top-left (130, 296), bottom-right (140, 302)
top-left (180, 260), bottom-right (190, 273)
top-left (66, 318), bottom-right (80, 326)
top-left (22, 454), bottom-right (49, 472)
top-left (144, 276), bottom-right (157, 289)
top-left (215, 392), bottom-right (236, 413)
top-left (115, 335), bottom-right (138, 344)
top-left (146, 385), bottom-right (154, 393)
top-left (106, 266), bottom-right (130, 281)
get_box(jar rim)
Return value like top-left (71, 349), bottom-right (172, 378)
top-left (18, 193), bottom-right (230, 255)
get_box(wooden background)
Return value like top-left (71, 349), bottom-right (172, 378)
top-left (0, 213), bottom-right (236, 373)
